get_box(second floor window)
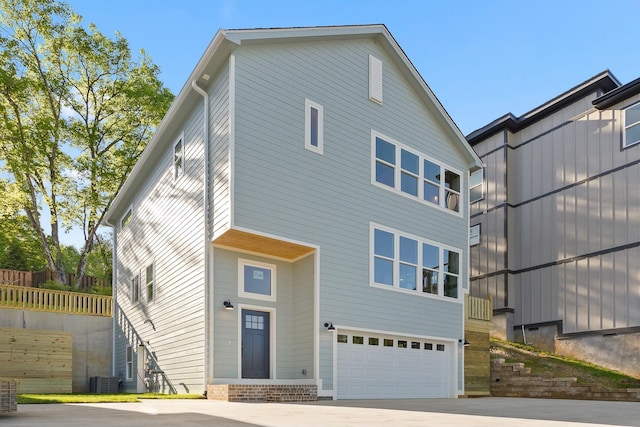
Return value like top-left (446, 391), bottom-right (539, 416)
top-left (372, 132), bottom-right (462, 213)
top-left (624, 103), bottom-right (640, 148)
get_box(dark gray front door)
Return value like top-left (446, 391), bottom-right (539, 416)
top-left (241, 309), bottom-right (270, 379)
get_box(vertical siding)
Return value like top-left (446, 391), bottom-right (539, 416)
top-left (115, 100), bottom-right (206, 391)
top-left (481, 90), bottom-right (640, 333)
top-left (230, 38), bottom-right (469, 388)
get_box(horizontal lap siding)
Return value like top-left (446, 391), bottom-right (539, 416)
top-left (233, 39), bottom-right (468, 335)
top-left (115, 101), bottom-right (206, 391)
top-left (209, 63), bottom-right (231, 239)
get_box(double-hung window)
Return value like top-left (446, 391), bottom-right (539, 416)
top-left (372, 132), bottom-right (462, 213)
top-left (624, 103), bottom-right (640, 148)
top-left (125, 346), bottom-right (133, 380)
top-left (469, 169), bottom-right (484, 203)
top-left (372, 224), bottom-right (461, 299)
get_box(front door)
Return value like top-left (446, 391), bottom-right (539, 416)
top-left (241, 309), bottom-right (270, 379)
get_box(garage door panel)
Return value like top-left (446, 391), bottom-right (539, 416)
top-left (337, 332), bottom-right (452, 399)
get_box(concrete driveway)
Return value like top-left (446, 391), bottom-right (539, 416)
top-left (2, 397), bottom-right (640, 426)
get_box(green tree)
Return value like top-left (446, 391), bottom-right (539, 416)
top-left (0, 0), bottom-right (173, 287)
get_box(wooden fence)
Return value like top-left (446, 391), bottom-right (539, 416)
top-left (0, 268), bottom-right (108, 289)
top-left (465, 294), bottom-right (493, 321)
top-left (0, 284), bottom-right (112, 317)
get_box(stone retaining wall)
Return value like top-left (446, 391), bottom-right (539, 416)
top-left (491, 358), bottom-right (640, 401)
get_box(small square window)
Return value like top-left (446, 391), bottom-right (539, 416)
top-left (239, 259), bottom-right (276, 301)
top-left (353, 336), bottom-right (364, 345)
top-left (424, 343), bottom-right (433, 350)
top-left (436, 344), bottom-right (445, 352)
top-left (337, 334), bottom-right (348, 343)
top-left (383, 339), bottom-right (394, 347)
top-left (368, 337), bottom-right (379, 346)
top-left (397, 340), bottom-right (407, 348)
top-left (411, 341), bottom-right (420, 349)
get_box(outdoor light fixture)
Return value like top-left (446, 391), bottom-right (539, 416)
top-left (459, 339), bottom-right (470, 347)
top-left (324, 322), bottom-right (336, 331)
top-left (223, 300), bottom-right (234, 310)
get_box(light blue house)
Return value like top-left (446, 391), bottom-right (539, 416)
top-left (104, 25), bottom-right (482, 400)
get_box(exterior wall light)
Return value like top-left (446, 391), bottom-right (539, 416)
top-left (223, 300), bottom-right (234, 310)
top-left (324, 322), bottom-right (336, 331)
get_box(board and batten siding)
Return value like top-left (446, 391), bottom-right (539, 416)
top-left (470, 131), bottom-right (510, 308)
top-left (230, 38), bottom-right (469, 387)
top-left (114, 99), bottom-right (207, 392)
top-left (474, 90), bottom-right (640, 334)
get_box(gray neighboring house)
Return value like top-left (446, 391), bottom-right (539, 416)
top-left (104, 24), bottom-right (482, 400)
top-left (468, 70), bottom-right (640, 376)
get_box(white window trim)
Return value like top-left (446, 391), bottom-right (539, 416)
top-left (125, 345), bottom-right (133, 380)
top-left (304, 99), bottom-right (323, 155)
top-left (623, 102), bottom-right (640, 149)
top-left (121, 206), bottom-right (133, 230)
top-left (131, 273), bottom-right (140, 306)
top-left (369, 54), bottom-right (383, 105)
top-left (469, 168), bottom-right (484, 203)
top-left (238, 258), bottom-right (277, 302)
top-left (370, 130), bottom-right (464, 217)
top-left (470, 224), bottom-right (481, 246)
top-left (369, 222), bottom-right (462, 301)
top-left (173, 132), bottom-right (185, 181)
top-left (145, 262), bottom-right (155, 304)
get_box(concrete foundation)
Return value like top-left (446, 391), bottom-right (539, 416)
top-left (491, 309), bottom-right (514, 341)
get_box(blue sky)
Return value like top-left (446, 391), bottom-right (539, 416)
top-left (66, 0), bottom-right (640, 136)
top-left (58, 0), bottom-right (640, 247)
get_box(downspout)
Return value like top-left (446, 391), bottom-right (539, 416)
top-left (107, 221), bottom-right (117, 377)
top-left (191, 80), bottom-right (210, 395)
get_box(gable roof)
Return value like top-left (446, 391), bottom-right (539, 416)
top-left (105, 25), bottom-right (482, 226)
top-left (466, 70), bottom-right (621, 146)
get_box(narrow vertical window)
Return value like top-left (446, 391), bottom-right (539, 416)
top-left (444, 170), bottom-right (461, 212)
top-left (121, 208), bottom-right (132, 230)
top-left (469, 169), bottom-right (484, 203)
top-left (375, 137), bottom-right (396, 187)
top-left (131, 274), bottom-right (139, 304)
top-left (125, 346), bottom-right (133, 380)
top-left (369, 54), bottom-right (383, 104)
top-left (443, 249), bottom-right (459, 298)
top-left (174, 136), bottom-right (184, 180)
top-left (373, 228), bottom-right (394, 286)
top-left (422, 243), bottom-right (439, 295)
top-left (305, 99), bottom-right (323, 154)
top-left (623, 103), bottom-right (640, 148)
top-left (145, 263), bottom-right (154, 303)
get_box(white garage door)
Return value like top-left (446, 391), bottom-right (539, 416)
top-left (337, 332), bottom-right (452, 399)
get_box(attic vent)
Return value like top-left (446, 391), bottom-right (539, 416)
top-left (369, 54), bottom-right (383, 104)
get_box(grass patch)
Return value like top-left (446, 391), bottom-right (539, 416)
top-left (491, 339), bottom-right (640, 389)
top-left (18, 393), bottom-right (204, 404)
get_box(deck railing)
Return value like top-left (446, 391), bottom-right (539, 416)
top-left (0, 284), bottom-right (112, 317)
top-left (465, 294), bottom-right (492, 321)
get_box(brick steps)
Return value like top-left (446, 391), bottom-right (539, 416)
top-left (491, 359), bottom-right (640, 402)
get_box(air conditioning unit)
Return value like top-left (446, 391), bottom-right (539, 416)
top-left (89, 376), bottom-right (120, 393)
